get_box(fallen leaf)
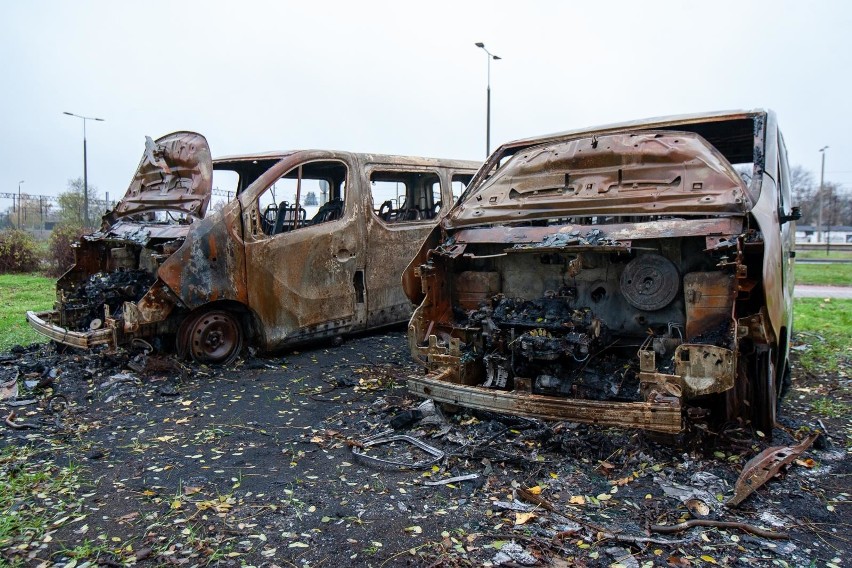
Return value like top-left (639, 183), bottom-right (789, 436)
top-left (795, 458), bottom-right (816, 468)
top-left (117, 512), bottom-right (140, 523)
top-left (526, 485), bottom-right (542, 495)
top-left (569, 495), bottom-right (586, 505)
top-left (404, 525), bottom-right (422, 534)
top-left (514, 512), bottom-right (536, 525)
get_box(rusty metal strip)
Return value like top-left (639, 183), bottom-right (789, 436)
top-left (726, 432), bottom-right (820, 507)
top-left (408, 375), bottom-right (683, 434)
top-left (451, 217), bottom-right (743, 245)
top-left (26, 310), bottom-right (115, 349)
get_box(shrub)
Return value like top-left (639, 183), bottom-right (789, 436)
top-left (47, 223), bottom-right (86, 277)
top-left (0, 229), bottom-right (41, 273)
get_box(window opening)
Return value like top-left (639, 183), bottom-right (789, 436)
top-left (256, 160), bottom-right (347, 236)
top-left (370, 170), bottom-right (440, 223)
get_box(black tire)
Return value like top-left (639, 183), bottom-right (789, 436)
top-left (751, 348), bottom-right (777, 435)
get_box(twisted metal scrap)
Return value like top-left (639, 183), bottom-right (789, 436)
top-left (351, 433), bottom-right (444, 469)
top-left (726, 432), bottom-right (820, 507)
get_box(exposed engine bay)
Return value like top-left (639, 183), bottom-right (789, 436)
top-left (55, 227), bottom-right (186, 333)
top-left (413, 227), bottom-right (745, 398)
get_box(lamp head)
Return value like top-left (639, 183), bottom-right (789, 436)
top-left (475, 42), bottom-right (485, 48)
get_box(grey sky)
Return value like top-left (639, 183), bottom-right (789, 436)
top-left (2, 0), bottom-right (851, 206)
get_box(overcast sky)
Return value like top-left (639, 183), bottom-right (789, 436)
top-left (2, 0), bottom-right (851, 205)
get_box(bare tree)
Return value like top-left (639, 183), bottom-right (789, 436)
top-left (57, 178), bottom-right (103, 228)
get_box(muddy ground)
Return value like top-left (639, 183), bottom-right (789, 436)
top-left (1, 329), bottom-right (849, 567)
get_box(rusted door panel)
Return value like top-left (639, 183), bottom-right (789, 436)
top-left (245, 219), bottom-right (361, 349)
top-left (365, 219), bottom-right (434, 328)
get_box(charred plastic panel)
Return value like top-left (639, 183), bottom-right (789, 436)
top-left (407, 110), bottom-right (794, 436)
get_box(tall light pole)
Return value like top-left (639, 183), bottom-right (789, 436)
top-left (475, 42), bottom-right (501, 157)
top-left (17, 180), bottom-right (24, 229)
top-left (818, 146), bottom-right (828, 247)
top-left (63, 111), bottom-right (105, 227)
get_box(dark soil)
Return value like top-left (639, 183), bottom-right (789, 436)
top-left (1, 330), bottom-right (849, 567)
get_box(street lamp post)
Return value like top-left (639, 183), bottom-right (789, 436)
top-left (17, 180), bottom-right (24, 228)
top-left (475, 42), bottom-right (501, 157)
top-left (63, 111), bottom-right (105, 227)
top-left (818, 146), bottom-right (828, 251)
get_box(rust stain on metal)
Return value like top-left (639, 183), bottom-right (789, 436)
top-left (727, 433), bottom-right (820, 507)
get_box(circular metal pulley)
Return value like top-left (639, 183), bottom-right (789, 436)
top-left (619, 254), bottom-right (679, 311)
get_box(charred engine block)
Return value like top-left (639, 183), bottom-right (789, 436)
top-left (468, 295), bottom-right (642, 400)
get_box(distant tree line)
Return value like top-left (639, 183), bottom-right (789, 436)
top-left (789, 166), bottom-right (851, 229)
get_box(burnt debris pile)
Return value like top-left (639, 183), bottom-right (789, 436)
top-left (63, 269), bottom-right (156, 331)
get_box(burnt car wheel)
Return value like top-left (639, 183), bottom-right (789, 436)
top-left (185, 310), bottom-right (244, 365)
top-left (751, 348), bottom-right (778, 435)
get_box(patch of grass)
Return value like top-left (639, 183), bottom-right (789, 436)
top-left (793, 298), bottom-right (852, 373)
top-left (810, 397), bottom-right (848, 418)
top-left (794, 262), bottom-right (852, 286)
top-left (796, 250), bottom-right (852, 260)
top-left (0, 445), bottom-right (83, 564)
top-left (0, 273), bottom-right (55, 351)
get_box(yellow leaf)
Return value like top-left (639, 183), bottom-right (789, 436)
top-left (700, 555), bottom-right (718, 564)
top-left (170, 500), bottom-right (183, 510)
top-left (795, 458), bottom-right (816, 468)
top-left (596, 493), bottom-right (612, 501)
top-left (183, 486), bottom-right (202, 496)
top-left (404, 525), bottom-right (423, 534)
top-left (569, 495), bottom-right (586, 505)
top-left (526, 485), bottom-right (542, 495)
top-left (514, 512), bottom-right (536, 525)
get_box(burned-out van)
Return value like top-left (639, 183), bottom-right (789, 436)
top-left (27, 132), bottom-right (480, 363)
top-left (404, 110), bottom-right (798, 436)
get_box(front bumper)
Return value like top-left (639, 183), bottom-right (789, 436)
top-left (26, 310), bottom-right (115, 350)
top-left (408, 370), bottom-right (683, 434)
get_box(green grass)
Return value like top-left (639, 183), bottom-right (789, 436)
top-left (793, 298), bottom-right (852, 374)
top-left (0, 273), bottom-right (55, 351)
top-left (810, 397), bottom-right (847, 418)
top-left (0, 445), bottom-right (83, 564)
top-left (794, 262), bottom-right (852, 286)
top-left (796, 250), bottom-right (852, 260)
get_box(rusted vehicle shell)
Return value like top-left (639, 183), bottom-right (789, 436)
top-left (405, 110), bottom-right (797, 437)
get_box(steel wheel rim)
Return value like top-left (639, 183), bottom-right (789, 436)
top-left (189, 311), bottom-right (241, 363)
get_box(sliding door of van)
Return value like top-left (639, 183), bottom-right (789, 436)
top-left (364, 166), bottom-right (448, 328)
top-left (241, 157), bottom-right (365, 349)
